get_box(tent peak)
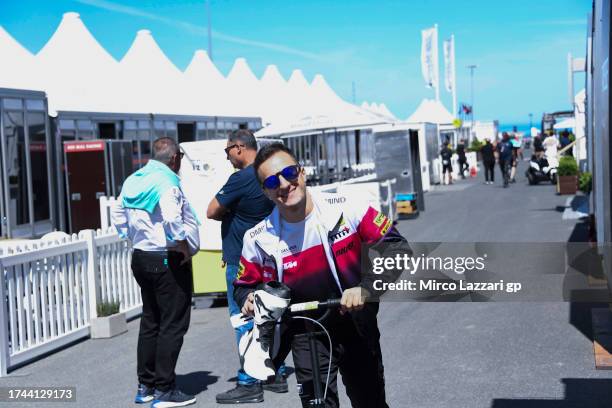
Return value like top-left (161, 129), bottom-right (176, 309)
top-left (63, 12), bottom-right (80, 20)
top-left (137, 29), bottom-right (152, 36)
top-left (311, 74), bottom-right (329, 87)
top-left (288, 69), bottom-right (308, 85)
top-left (261, 64), bottom-right (284, 80)
top-left (227, 57), bottom-right (258, 83)
top-left (184, 48), bottom-right (223, 82)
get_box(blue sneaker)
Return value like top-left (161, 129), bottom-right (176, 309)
top-left (135, 384), bottom-right (155, 403)
top-left (150, 389), bottom-right (196, 408)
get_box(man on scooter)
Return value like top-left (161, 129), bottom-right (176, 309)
top-left (233, 143), bottom-right (407, 408)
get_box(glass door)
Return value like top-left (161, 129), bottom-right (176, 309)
top-left (0, 95), bottom-right (54, 238)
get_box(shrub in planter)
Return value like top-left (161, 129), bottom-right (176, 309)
top-left (97, 301), bottom-right (120, 317)
top-left (579, 172), bottom-right (592, 194)
top-left (91, 301), bottom-right (127, 339)
top-left (557, 156), bottom-right (579, 176)
top-left (557, 156), bottom-right (578, 195)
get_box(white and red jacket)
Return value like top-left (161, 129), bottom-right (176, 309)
top-left (233, 190), bottom-right (406, 305)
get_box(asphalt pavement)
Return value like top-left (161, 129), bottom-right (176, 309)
top-left (2, 158), bottom-right (611, 408)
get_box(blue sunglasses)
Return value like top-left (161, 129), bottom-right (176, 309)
top-left (262, 165), bottom-right (301, 190)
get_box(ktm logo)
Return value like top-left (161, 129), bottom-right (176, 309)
top-left (283, 260), bottom-right (297, 269)
top-left (329, 226), bottom-right (350, 242)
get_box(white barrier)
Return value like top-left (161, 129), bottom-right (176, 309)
top-left (0, 229), bottom-right (140, 376)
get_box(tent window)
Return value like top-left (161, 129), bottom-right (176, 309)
top-left (3, 98), bottom-right (22, 110)
top-left (28, 112), bottom-right (50, 222)
top-left (59, 119), bottom-right (75, 130)
top-left (26, 99), bottom-right (45, 111)
top-left (4, 110), bottom-right (29, 225)
top-left (76, 120), bottom-right (93, 130)
top-left (98, 123), bottom-right (116, 139)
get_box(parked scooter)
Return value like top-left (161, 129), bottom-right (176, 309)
top-left (526, 154), bottom-right (557, 185)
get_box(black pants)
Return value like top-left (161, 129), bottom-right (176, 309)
top-left (131, 250), bottom-right (193, 392)
top-left (484, 161), bottom-right (495, 182)
top-left (499, 160), bottom-right (510, 185)
top-left (275, 309), bottom-right (388, 408)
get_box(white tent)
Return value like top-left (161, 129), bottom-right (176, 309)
top-left (285, 69), bottom-right (314, 111)
top-left (184, 49), bottom-right (224, 84)
top-left (0, 25), bottom-right (37, 90)
top-left (259, 64), bottom-right (290, 125)
top-left (2, 12), bottom-right (394, 129)
top-left (310, 74), bottom-right (347, 106)
top-left (35, 12), bottom-right (120, 114)
top-left (377, 103), bottom-right (397, 120)
top-left (257, 70), bottom-right (393, 137)
top-left (118, 29), bottom-right (188, 115)
top-left (225, 57), bottom-right (262, 117)
top-left (183, 49), bottom-right (235, 116)
top-left (406, 98), bottom-right (454, 124)
top-left (361, 100), bottom-right (397, 121)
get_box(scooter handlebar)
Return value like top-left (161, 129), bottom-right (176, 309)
top-left (289, 299), bottom-right (342, 314)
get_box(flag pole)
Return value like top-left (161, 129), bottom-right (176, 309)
top-left (451, 34), bottom-right (457, 117)
top-left (434, 24), bottom-right (440, 102)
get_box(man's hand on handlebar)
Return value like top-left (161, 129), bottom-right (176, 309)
top-left (340, 287), bottom-right (370, 315)
top-left (241, 292), bottom-right (255, 316)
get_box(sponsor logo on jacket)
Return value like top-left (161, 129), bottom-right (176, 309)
top-left (329, 226), bottom-right (350, 242)
top-left (334, 240), bottom-right (355, 257)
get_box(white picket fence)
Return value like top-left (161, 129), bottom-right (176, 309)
top-left (0, 228), bottom-right (142, 376)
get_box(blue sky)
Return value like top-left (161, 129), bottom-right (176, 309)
top-left (2, 0), bottom-right (590, 125)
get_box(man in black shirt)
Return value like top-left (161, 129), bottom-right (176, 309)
top-left (481, 138), bottom-right (495, 184)
top-left (440, 142), bottom-right (454, 185)
top-left (456, 139), bottom-right (468, 179)
top-left (207, 129), bottom-right (284, 404)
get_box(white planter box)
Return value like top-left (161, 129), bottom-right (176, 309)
top-left (90, 312), bottom-right (127, 339)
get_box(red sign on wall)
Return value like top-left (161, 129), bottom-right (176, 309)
top-left (64, 140), bottom-right (105, 153)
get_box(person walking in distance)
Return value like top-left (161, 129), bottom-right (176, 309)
top-left (112, 137), bottom-right (199, 408)
top-left (440, 142), bottom-right (454, 185)
top-left (207, 129), bottom-right (286, 404)
top-left (481, 138), bottom-right (495, 184)
top-left (456, 139), bottom-right (468, 179)
top-left (497, 132), bottom-right (514, 188)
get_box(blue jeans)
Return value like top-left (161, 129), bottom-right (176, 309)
top-left (226, 264), bottom-right (286, 385)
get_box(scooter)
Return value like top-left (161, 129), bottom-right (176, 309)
top-left (239, 282), bottom-right (340, 408)
top-left (526, 154), bottom-right (557, 185)
top-left (288, 299), bottom-right (341, 408)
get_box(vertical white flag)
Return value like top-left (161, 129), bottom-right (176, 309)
top-left (443, 38), bottom-right (454, 92)
top-left (421, 26), bottom-right (439, 90)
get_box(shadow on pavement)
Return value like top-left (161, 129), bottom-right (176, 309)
top-left (566, 219), bottom-right (606, 345)
top-left (176, 371), bottom-right (219, 395)
top-left (528, 206), bottom-right (567, 212)
top-left (491, 378), bottom-right (612, 408)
